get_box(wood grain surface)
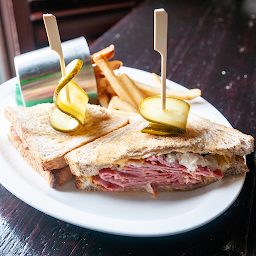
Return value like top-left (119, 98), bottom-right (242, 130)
top-left (1, 0), bottom-right (256, 255)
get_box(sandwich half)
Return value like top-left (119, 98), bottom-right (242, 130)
top-left (65, 113), bottom-right (254, 197)
top-left (4, 103), bottom-right (129, 188)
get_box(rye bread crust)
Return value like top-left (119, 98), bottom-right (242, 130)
top-left (8, 131), bottom-right (73, 188)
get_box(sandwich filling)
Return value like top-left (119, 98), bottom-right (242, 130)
top-left (92, 152), bottom-right (230, 197)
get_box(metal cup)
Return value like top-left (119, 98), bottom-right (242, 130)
top-left (14, 36), bottom-right (96, 107)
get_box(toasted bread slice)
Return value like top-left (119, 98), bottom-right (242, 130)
top-left (4, 103), bottom-right (129, 172)
top-left (65, 112), bottom-right (254, 194)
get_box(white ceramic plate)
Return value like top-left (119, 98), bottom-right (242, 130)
top-left (0, 67), bottom-right (245, 237)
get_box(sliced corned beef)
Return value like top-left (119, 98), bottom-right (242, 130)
top-left (92, 154), bottom-right (223, 196)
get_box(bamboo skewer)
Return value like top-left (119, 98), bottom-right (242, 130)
top-left (154, 9), bottom-right (168, 111)
top-left (43, 14), bottom-right (71, 103)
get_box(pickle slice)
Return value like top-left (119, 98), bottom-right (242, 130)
top-left (49, 106), bottom-right (81, 132)
top-left (141, 122), bottom-right (185, 135)
top-left (58, 59), bottom-right (83, 88)
top-left (139, 96), bottom-right (190, 133)
top-left (54, 80), bottom-right (89, 125)
top-left (53, 59), bottom-right (89, 125)
top-left (50, 59), bottom-right (89, 132)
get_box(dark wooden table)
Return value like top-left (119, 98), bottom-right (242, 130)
top-left (1, 0), bottom-right (256, 255)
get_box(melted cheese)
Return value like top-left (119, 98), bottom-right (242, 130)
top-left (113, 159), bottom-right (129, 168)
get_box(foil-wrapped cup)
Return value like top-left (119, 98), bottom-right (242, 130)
top-left (14, 37), bottom-right (96, 107)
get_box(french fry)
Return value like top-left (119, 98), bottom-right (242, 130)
top-left (134, 81), bottom-right (201, 100)
top-left (96, 76), bottom-right (108, 91)
top-left (98, 94), bottom-right (109, 108)
top-left (106, 83), bottom-right (117, 96)
top-left (117, 73), bottom-right (146, 106)
top-left (93, 60), bottom-right (123, 76)
top-left (94, 75), bottom-right (109, 107)
top-left (107, 96), bottom-right (116, 109)
top-left (108, 96), bottom-right (138, 113)
top-left (108, 60), bottom-right (123, 70)
top-left (94, 64), bottom-right (117, 108)
top-left (91, 44), bottom-right (115, 64)
top-left (93, 54), bottom-right (137, 108)
top-left (151, 73), bottom-right (161, 88)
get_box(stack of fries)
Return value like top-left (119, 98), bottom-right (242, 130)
top-left (92, 45), bottom-right (201, 114)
